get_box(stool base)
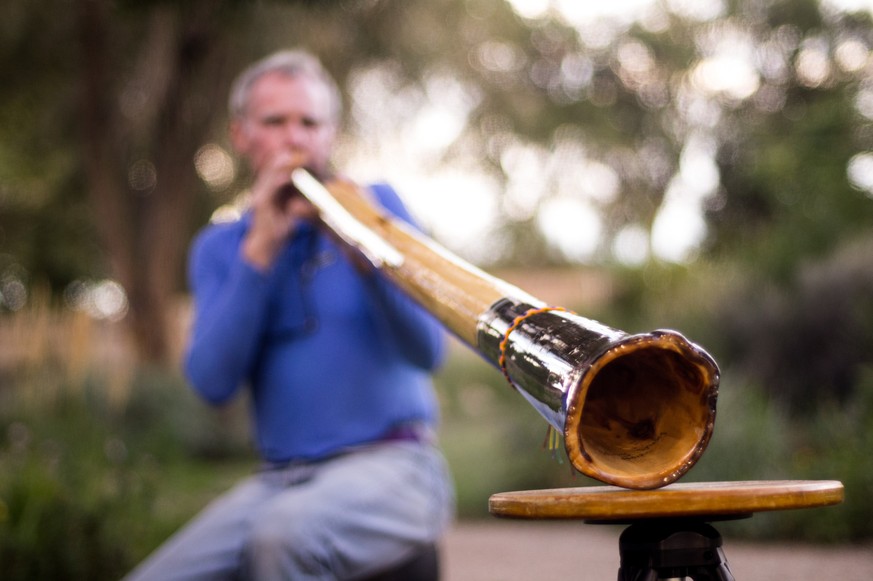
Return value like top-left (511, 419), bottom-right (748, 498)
top-left (617, 520), bottom-right (735, 581)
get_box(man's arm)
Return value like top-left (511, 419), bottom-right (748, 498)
top-left (185, 151), bottom-right (317, 402)
top-left (184, 226), bottom-right (273, 404)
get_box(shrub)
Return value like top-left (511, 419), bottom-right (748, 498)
top-left (715, 237), bottom-right (873, 414)
top-left (0, 366), bottom-right (253, 579)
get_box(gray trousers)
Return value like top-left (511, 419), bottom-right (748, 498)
top-left (123, 441), bottom-right (455, 581)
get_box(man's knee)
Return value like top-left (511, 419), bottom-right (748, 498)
top-left (243, 512), bottom-right (331, 577)
top-left (247, 512), bottom-right (304, 557)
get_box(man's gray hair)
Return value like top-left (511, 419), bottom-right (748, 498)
top-left (228, 49), bottom-right (343, 122)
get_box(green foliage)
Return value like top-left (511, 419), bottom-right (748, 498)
top-left (711, 86), bottom-right (873, 280)
top-left (688, 372), bottom-right (873, 542)
top-left (798, 368), bottom-right (873, 540)
top-left (0, 367), bottom-right (254, 579)
top-left (0, 437), bottom-right (137, 580)
top-left (0, 1), bottom-right (103, 290)
top-left (714, 236), bottom-right (873, 412)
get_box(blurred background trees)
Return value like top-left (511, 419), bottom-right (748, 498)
top-left (4, 0), bottom-right (873, 365)
top-left (3, 0), bottom-right (873, 574)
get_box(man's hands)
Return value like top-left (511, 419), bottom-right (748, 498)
top-left (242, 151), bottom-right (317, 271)
top-left (240, 152), bottom-right (381, 277)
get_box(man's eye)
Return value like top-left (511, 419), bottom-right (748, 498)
top-left (301, 117), bottom-right (320, 129)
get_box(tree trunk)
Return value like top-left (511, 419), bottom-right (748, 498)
top-left (77, 0), bottom-right (230, 364)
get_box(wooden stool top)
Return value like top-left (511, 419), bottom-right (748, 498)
top-left (489, 480), bottom-right (844, 522)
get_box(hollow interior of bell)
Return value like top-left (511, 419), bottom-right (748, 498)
top-left (575, 344), bottom-right (714, 482)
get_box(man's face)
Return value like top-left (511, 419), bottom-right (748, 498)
top-left (231, 72), bottom-right (337, 176)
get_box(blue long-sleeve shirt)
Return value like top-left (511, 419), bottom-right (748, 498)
top-left (184, 183), bottom-right (446, 462)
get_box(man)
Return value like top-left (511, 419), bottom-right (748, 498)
top-left (125, 50), bottom-right (454, 580)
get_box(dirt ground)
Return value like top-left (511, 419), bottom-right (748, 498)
top-left (441, 520), bottom-right (873, 580)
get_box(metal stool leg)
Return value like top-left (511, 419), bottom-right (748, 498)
top-left (616, 520), bottom-right (736, 581)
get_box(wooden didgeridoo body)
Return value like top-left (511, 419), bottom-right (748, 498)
top-left (292, 169), bottom-right (720, 490)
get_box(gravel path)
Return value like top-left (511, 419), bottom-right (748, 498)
top-left (442, 520), bottom-right (873, 580)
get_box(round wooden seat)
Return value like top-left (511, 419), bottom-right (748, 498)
top-left (489, 480), bottom-right (844, 522)
top-left (489, 480), bottom-right (844, 580)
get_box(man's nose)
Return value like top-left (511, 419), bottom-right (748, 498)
top-left (283, 122), bottom-right (308, 147)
